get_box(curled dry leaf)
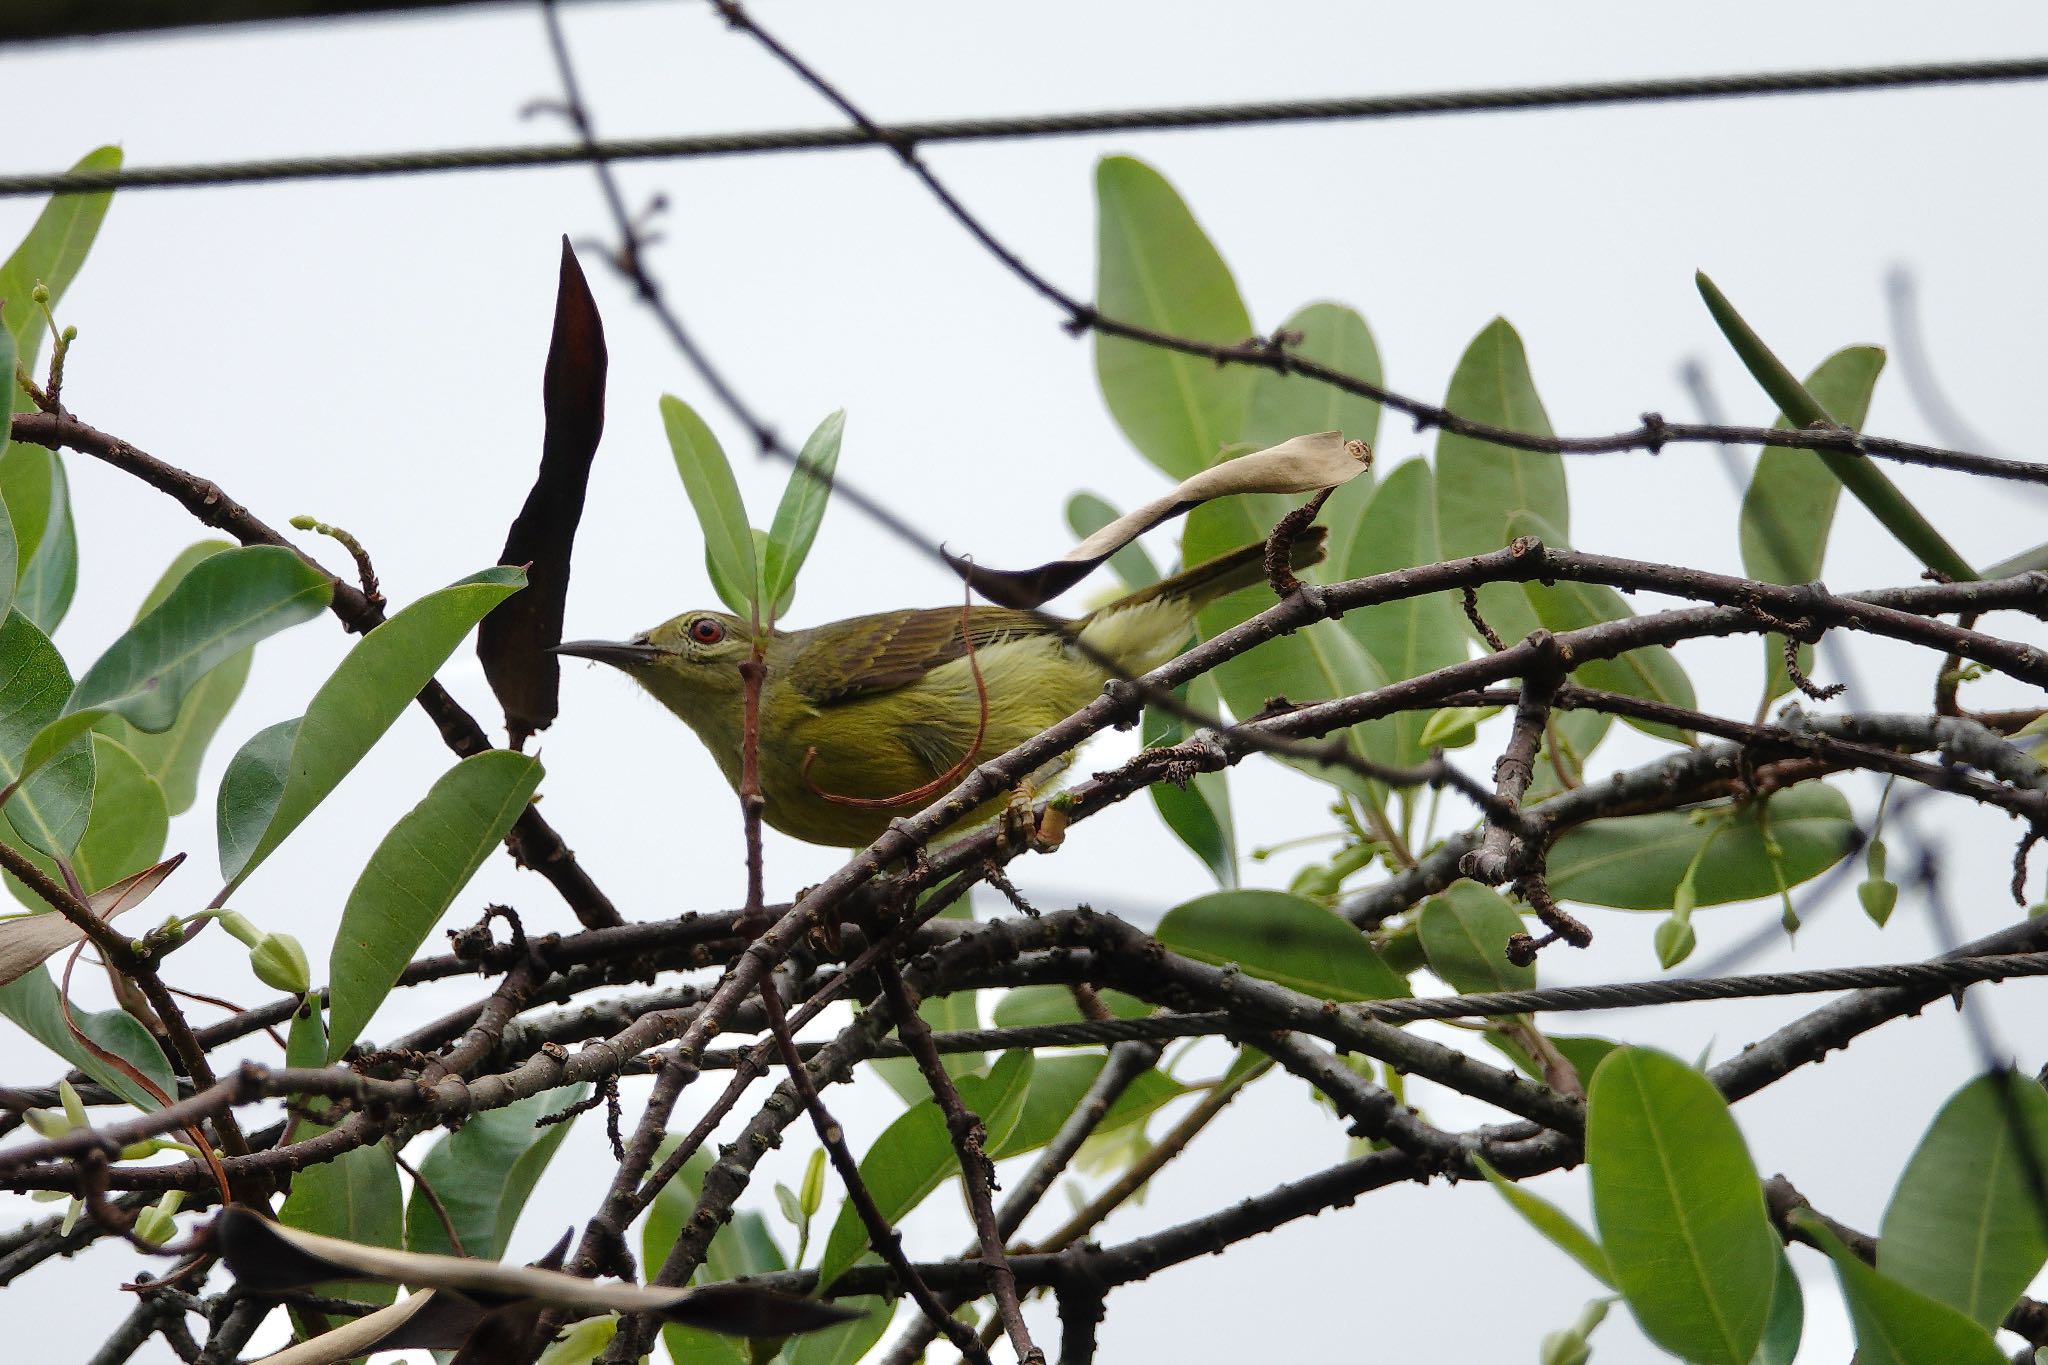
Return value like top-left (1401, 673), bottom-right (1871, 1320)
top-left (0, 852), bottom-right (183, 987)
top-left (945, 430), bottom-right (1370, 608)
top-left (211, 1205), bottom-right (862, 1361)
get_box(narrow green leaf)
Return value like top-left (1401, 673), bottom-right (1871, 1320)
top-left (0, 610), bottom-right (93, 859)
top-left (215, 566), bottom-right (524, 892)
top-left (0, 965), bottom-right (173, 1110)
top-left (0, 325), bottom-right (18, 622)
top-left (872, 986), bottom-right (982, 1104)
top-left (1093, 155), bottom-right (1252, 479)
top-left (1344, 459), bottom-right (1469, 767)
top-left (406, 1082), bottom-right (589, 1260)
top-left (278, 1132), bottom-right (403, 1308)
top-left (988, 1055), bottom-right (1184, 1160)
top-left (326, 751), bottom-right (544, 1059)
top-left (215, 717), bottom-right (297, 889)
top-left (1697, 272), bottom-right (1973, 582)
top-left (815, 1050), bottom-right (1033, 1293)
top-left (1420, 882), bottom-right (1534, 993)
top-left (783, 1288), bottom-right (891, 1365)
top-left (1142, 676), bottom-right (1236, 886)
top-left (991, 985), bottom-right (1151, 1027)
top-left (1740, 346), bottom-right (1886, 702)
top-left (763, 409), bottom-right (844, 621)
top-left (1243, 301), bottom-right (1383, 569)
top-left (1877, 1070), bottom-right (2048, 1327)
top-left (65, 545), bottom-right (329, 734)
top-left (6, 448), bottom-right (74, 633)
top-left (1066, 491), bottom-right (1161, 590)
top-left (1474, 1158), bottom-right (1614, 1289)
top-left (65, 735), bottom-right (166, 895)
top-left (1753, 1248), bottom-right (1804, 1365)
top-left (1796, 1212), bottom-right (2005, 1365)
top-left (660, 395), bottom-right (757, 619)
top-left (0, 147), bottom-right (121, 373)
top-left (1548, 781), bottom-right (1855, 910)
top-left (1587, 1048), bottom-right (1778, 1365)
top-left (642, 1136), bottom-right (789, 1364)
top-left (284, 994), bottom-right (327, 1071)
top-left (98, 542), bottom-right (257, 814)
top-left (1156, 889), bottom-right (1410, 1001)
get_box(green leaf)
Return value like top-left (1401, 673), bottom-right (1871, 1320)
top-left (1548, 781), bottom-right (1856, 910)
top-left (284, 994), bottom-right (327, 1071)
top-left (1752, 1248), bottom-right (1804, 1365)
top-left (214, 566), bottom-right (524, 893)
top-left (0, 147), bottom-right (120, 374)
top-left (0, 965), bottom-right (173, 1110)
top-left (1420, 882), bottom-right (1533, 993)
top-left (1093, 155), bottom-right (1252, 479)
top-left (1242, 302), bottom-right (1383, 569)
top-left (326, 751), bottom-right (544, 1059)
top-left (991, 985), bottom-right (1151, 1027)
top-left (64, 545), bottom-right (329, 735)
top-left (954, 1050), bottom-right (1037, 1155)
top-left (783, 1288), bottom-right (891, 1365)
top-left (763, 409), bottom-right (844, 621)
top-left (98, 542), bottom-right (258, 815)
top-left (1796, 1212), bottom-right (2005, 1365)
top-left (278, 1131), bottom-right (403, 1308)
top-left (1142, 676), bottom-right (1236, 886)
top-left (642, 1137), bottom-right (789, 1364)
top-left (406, 1082), bottom-right (589, 1260)
top-left (1474, 1157), bottom-right (1613, 1289)
top-left (1587, 1048), bottom-right (1778, 1365)
top-left (1066, 491), bottom-right (1161, 590)
top-left (0, 609), bottom-right (93, 859)
top-left (0, 326), bottom-right (18, 621)
top-left (989, 1055), bottom-right (1184, 1160)
top-left (538, 1315), bottom-right (617, 1365)
top-left (815, 1050), bottom-right (1033, 1293)
top-left (1697, 272), bottom-right (1972, 583)
top-left (1156, 889), bottom-right (1410, 1001)
top-left (2, 733), bottom-right (164, 908)
top-left (1739, 346), bottom-right (1886, 703)
top-left (4, 446), bottom-right (74, 633)
top-left (1877, 1070), bottom-right (2048, 1327)
top-left (871, 986), bottom-right (982, 1104)
top-left (660, 395), bottom-right (757, 620)
top-left (1342, 459), bottom-right (1469, 768)
top-left (1433, 317), bottom-right (1568, 648)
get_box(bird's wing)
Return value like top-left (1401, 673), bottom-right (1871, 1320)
top-left (789, 607), bottom-right (1062, 705)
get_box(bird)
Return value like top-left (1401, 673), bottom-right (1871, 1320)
top-left (555, 531), bottom-right (1324, 848)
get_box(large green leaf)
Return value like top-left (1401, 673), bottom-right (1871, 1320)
top-left (406, 1082), bottom-right (589, 1260)
top-left (1548, 781), bottom-right (1855, 910)
top-left (1093, 155), bottom-right (1252, 479)
top-left (991, 985), bottom-right (1151, 1027)
top-left (326, 751), bottom-right (544, 1059)
top-left (0, 964), bottom-right (173, 1110)
top-left (214, 566), bottom-right (524, 893)
top-left (278, 1131), bottom-right (404, 1307)
top-left (1156, 889), bottom-right (1410, 1001)
top-left (762, 408), bottom-right (844, 622)
top-left (660, 395), bottom-right (757, 620)
top-left (988, 1055), bottom-right (1185, 1160)
top-left (1798, 1214), bottom-right (2005, 1365)
top-left (62, 545), bottom-right (328, 736)
top-left (1142, 676), bottom-right (1237, 886)
top-left (1753, 1248), bottom-right (1804, 1365)
top-left (1, 733), bottom-right (166, 906)
top-left (97, 542), bottom-right (258, 814)
top-left (0, 610), bottom-right (92, 859)
top-left (814, 1049), bottom-right (1033, 1293)
top-left (1420, 882), bottom-right (1533, 993)
top-left (1474, 1158), bottom-right (1613, 1289)
top-left (1739, 346), bottom-right (1886, 703)
top-left (1343, 458), bottom-right (1469, 768)
top-left (1877, 1070), bottom-right (2048, 1328)
top-left (1587, 1048), bottom-right (1778, 1365)
top-left (1242, 301), bottom-right (1383, 569)
top-left (642, 1138), bottom-right (787, 1365)
top-left (871, 987), bottom-right (982, 1105)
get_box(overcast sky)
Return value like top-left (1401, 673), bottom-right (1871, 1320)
top-left (3, 3), bottom-right (2047, 1361)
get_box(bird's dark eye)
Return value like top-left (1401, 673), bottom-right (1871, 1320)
top-left (688, 618), bottom-right (726, 646)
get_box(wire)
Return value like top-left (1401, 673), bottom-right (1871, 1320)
top-left (2, 55), bottom-right (2046, 198)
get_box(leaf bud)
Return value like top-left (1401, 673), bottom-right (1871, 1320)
top-left (1858, 878), bottom-right (1898, 927)
top-left (1654, 915), bottom-right (1696, 970)
top-left (249, 931), bottom-right (311, 995)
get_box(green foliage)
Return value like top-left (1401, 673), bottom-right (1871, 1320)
top-left (1419, 882), bottom-right (1533, 993)
top-left (325, 750), bottom-right (545, 1059)
top-left (763, 409), bottom-right (846, 621)
top-left (1156, 889), bottom-right (1409, 1000)
top-left (1474, 1158), bottom-right (1614, 1290)
top-left (1797, 1212), bottom-right (2005, 1365)
top-left (405, 1082), bottom-right (589, 1260)
top-left (277, 1132), bottom-right (404, 1308)
top-left (0, 964), bottom-right (173, 1110)
top-left (663, 394), bottom-right (761, 620)
top-left (0, 610), bottom-right (94, 860)
top-left (1587, 1048), bottom-right (1778, 1364)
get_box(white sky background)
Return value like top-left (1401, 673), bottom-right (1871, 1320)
top-left (2, 2), bottom-right (2047, 1360)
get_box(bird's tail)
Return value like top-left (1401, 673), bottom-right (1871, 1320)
top-left (1076, 526), bottom-right (1329, 672)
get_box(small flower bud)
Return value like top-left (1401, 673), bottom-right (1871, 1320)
top-left (1539, 1328), bottom-right (1591, 1365)
top-left (249, 931), bottom-right (311, 996)
top-left (30, 283), bottom-right (48, 304)
top-left (58, 1080), bottom-right (87, 1131)
top-left (215, 909), bottom-right (264, 949)
top-left (22, 1109), bottom-right (70, 1138)
top-left (1859, 878), bottom-right (1898, 927)
top-left (1655, 915), bottom-right (1696, 970)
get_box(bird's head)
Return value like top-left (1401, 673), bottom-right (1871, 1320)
top-left (555, 609), bottom-right (755, 729)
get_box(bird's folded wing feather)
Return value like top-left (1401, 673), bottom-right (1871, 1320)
top-left (791, 607), bottom-right (1061, 704)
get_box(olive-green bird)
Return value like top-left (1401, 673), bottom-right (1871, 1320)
top-left (557, 532), bottom-right (1324, 847)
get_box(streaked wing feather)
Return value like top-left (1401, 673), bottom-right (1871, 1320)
top-left (795, 607), bottom-right (1061, 704)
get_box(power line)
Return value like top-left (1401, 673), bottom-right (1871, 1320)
top-left (2, 55), bottom-right (2045, 198)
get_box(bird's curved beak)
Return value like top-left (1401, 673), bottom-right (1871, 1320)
top-left (552, 638), bottom-right (668, 668)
